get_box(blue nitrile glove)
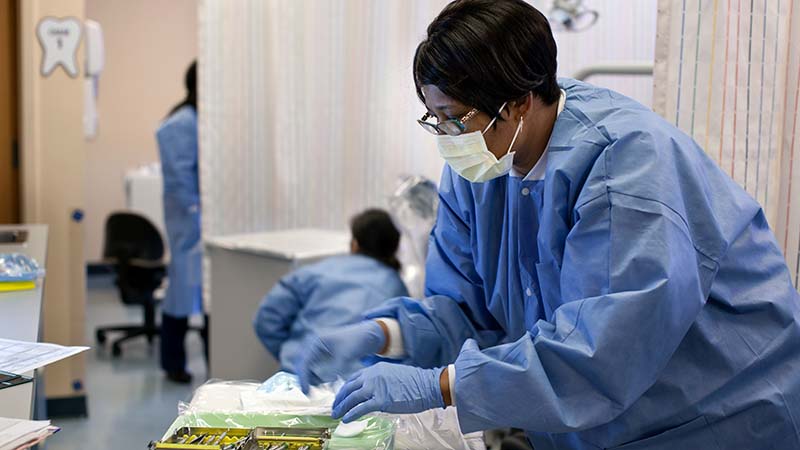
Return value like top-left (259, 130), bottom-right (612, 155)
top-left (293, 320), bottom-right (387, 394)
top-left (331, 362), bottom-right (445, 423)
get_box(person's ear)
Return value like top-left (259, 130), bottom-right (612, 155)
top-left (511, 92), bottom-right (533, 121)
top-left (350, 239), bottom-right (359, 254)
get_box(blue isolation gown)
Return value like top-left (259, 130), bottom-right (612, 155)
top-left (365, 78), bottom-right (800, 449)
top-left (157, 106), bottom-right (202, 318)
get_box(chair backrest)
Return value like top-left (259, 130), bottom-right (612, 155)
top-left (103, 212), bottom-right (164, 262)
top-left (103, 212), bottom-right (165, 304)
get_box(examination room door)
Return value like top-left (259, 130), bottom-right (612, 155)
top-left (0, 0), bottom-right (20, 224)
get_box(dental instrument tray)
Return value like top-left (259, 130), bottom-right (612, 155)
top-left (150, 426), bottom-right (331, 450)
top-left (149, 426), bottom-right (251, 450)
top-left (246, 427), bottom-right (331, 450)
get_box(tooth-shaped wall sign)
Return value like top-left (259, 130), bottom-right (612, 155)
top-left (37, 17), bottom-right (82, 78)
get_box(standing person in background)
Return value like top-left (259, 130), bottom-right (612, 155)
top-left (157, 61), bottom-right (207, 384)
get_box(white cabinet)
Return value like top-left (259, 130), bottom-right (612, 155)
top-left (205, 229), bottom-right (350, 381)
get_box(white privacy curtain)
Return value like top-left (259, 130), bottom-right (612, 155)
top-left (198, 0), bottom-right (449, 239)
top-left (653, 0), bottom-right (800, 288)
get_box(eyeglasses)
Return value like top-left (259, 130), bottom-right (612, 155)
top-left (417, 102), bottom-right (507, 136)
top-left (417, 109), bottom-right (479, 136)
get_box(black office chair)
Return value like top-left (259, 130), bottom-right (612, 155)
top-left (95, 212), bottom-right (166, 357)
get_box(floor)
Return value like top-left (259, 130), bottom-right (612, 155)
top-left (46, 275), bottom-right (208, 450)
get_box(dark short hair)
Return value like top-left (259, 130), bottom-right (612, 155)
top-left (168, 60), bottom-right (197, 117)
top-left (414, 0), bottom-right (560, 118)
top-left (185, 60), bottom-right (197, 95)
top-left (350, 209), bottom-right (402, 272)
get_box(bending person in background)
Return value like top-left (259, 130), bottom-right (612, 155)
top-left (157, 60), bottom-right (207, 384)
top-left (253, 209), bottom-right (409, 378)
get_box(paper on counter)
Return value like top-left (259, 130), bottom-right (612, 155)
top-left (0, 338), bottom-right (88, 375)
top-left (0, 417), bottom-right (55, 450)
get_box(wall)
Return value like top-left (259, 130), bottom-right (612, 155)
top-left (547, 0), bottom-right (657, 107)
top-left (84, 0), bottom-right (197, 262)
top-left (19, 0), bottom-right (87, 407)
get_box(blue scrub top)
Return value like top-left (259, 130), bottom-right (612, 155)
top-left (366, 78), bottom-right (800, 449)
top-left (157, 106), bottom-right (202, 318)
top-left (254, 254), bottom-right (408, 375)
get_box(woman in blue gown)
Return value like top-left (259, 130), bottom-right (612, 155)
top-left (156, 61), bottom-right (207, 383)
top-left (254, 209), bottom-right (408, 377)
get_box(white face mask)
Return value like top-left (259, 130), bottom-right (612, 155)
top-left (437, 103), bottom-right (524, 183)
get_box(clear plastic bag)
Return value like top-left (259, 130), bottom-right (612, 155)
top-left (387, 176), bottom-right (439, 298)
top-left (246, 371), bottom-right (342, 415)
top-left (171, 378), bottom-right (395, 450)
top-left (166, 411), bottom-right (394, 450)
top-left (393, 409), bottom-right (486, 450)
top-left (0, 253), bottom-right (45, 282)
top-left (171, 374), bottom-right (483, 450)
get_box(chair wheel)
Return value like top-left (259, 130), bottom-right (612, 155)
top-left (111, 343), bottom-right (122, 357)
top-left (96, 330), bottom-right (106, 345)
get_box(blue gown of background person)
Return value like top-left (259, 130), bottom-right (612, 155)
top-left (157, 103), bottom-right (205, 379)
top-left (364, 78), bottom-right (800, 449)
top-left (255, 254), bottom-right (408, 375)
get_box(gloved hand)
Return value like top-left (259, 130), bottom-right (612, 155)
top-left (292, 320), bottom-right (387, 393)
top-left (331, 362), bottom-right (445, 423)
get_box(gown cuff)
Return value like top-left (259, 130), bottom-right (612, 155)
top-left (375, 318), bottom-right (405, 358)
top-left (448, 363), bottom-right (457, 406)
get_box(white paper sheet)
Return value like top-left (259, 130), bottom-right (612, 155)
top-left (0, 339), bottom-right (89, 375)
top-left (0, 417), bottom-right (52, 450)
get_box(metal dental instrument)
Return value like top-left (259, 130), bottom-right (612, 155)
top-left (213, 430), bottom-right (228, 446)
